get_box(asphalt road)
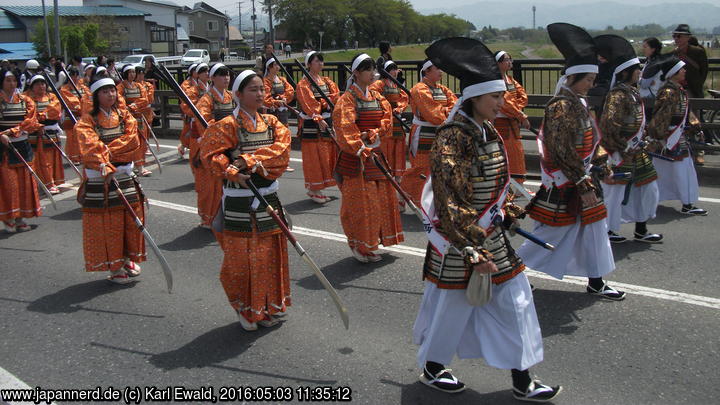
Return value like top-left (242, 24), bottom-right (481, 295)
top-left (1, 138), bottom-right (719, 405)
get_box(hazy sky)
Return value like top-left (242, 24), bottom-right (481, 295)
top-left (5, 0), bottom-right (713, 12)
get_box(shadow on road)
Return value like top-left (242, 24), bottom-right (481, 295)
top-left (610, 239), bottom-right (663, 261)
top-left (157, 182), bottom-right (196, 194)
top-left (158, 226), bottom-right (218, 251)
top-left (652, 205), bottom-right (695, 225)
top-left (295, 254), bottom-right (401, 292)
top-left (25, 279), bottom-right (163, 318)
top-left (49, 207), bottom-right (83, 221)
top-left (532, 289), bottom-right (598, 338)
top-left (282, 197), bottom-right (341, 216)
top-left (381, 378), bottom-right (520, 405)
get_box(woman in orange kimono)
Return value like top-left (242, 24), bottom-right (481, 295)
top-left (296, 52), bottom-right (340, 203)
top-left (493, 51), bottom-right (530, 181)
top-left (0, 69), bottom-right (42, 233)
top-left (75, 77), bottom-right (145, 284)
top-left (405, 59), bottom-right (458, 206)
top-left (135, 65), bottom-right (156, 136)
top-left (26, 75), bottom-right (64, 193)
top-left (194, 63), bottom-right (234, 229)
top-left (199, 70), bottom-right (292, 331)
top-left (117, 64), bottom-right (151, 176)
top-left (262, 56), bottom-right (295, 126)
top-left (333, 54), bottom-right (404, 263)
top-left (369, 60), bottom-right (409, 210)
top-left (60, 66), bottom-right (84, 164)
top-left (80, 67), bottom-right (116, 115)
top-left (178, 63), bottom-right (199, 157)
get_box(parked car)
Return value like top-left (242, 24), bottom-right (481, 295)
top-left (122, 54), bottom-right (155, 65)
top-left (181, 49), bottom-right (210, 66)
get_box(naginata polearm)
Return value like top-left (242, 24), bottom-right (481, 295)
top-left (377, 66), bottom-right (412, 98)
top-left (293, 58), bottom-right (337, 110)
top-left (111, 177), bottom-right (174, 293)
top-left (1, 137), bottom-right (57, 210)
top-left (157, 63), bottom-right (350, 329)
top-left (340, 64), bottom-right (411, 133)
top-left (60, 64), bottom-right (81, 97)
top-left (112, 65), bottom-right (162, 156)
top-left (269, 52), bottom-right (297, 88)
top-left (40, 70), bottom-right (83, 178)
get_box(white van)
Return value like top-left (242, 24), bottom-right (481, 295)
top-left (181, 49), bottom-right (210, 66)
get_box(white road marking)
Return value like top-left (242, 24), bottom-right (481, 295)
top-left (147, 198), bottom-right (720, 310)
top-left (0, 365), bottom-right (56, 405)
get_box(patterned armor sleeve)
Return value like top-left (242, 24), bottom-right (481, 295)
top-left (543, 99), bottom-right (586, 184)
top-left (430, 124), bottom-right (489, 259)
top-left (647, 86), bottom-right (678, 142)
top-left (599, 89), bottom-right (632, 156)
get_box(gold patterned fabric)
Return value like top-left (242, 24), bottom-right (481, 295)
top-left (423, 114), bottom-right (524, 289)
top-left (599, 83), bottom-right (657, 186)
top-left (647, 80), bottom-right (701, 160)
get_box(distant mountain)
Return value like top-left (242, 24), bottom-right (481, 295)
top-left (419, 1), bottom-right (720, 31)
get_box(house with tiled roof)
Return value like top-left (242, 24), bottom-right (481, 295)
top-left (0, 5), bottom-right (150, 54)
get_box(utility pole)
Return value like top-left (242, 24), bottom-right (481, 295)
top-left (53, 0), bottom-right (61, 56)
top-left (237, 1), bottom-right (242, 32)
top-left (251, 0), bottom-right (257, 55)
top-left (532, 5), bottom-right (536, 29)
top-left (41, 0), bottom-right (52, 58)
top-left (267, 0), bottom-right (274, 47)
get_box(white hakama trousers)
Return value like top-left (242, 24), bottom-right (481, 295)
top-left (602, 181), bottom-right (659, 232)
top-left (413, 273), bottom-right (543, 371)
top-left (517, 219), bottom-right (615, 280)
top-left (653, 156), bottom-right (699, 205)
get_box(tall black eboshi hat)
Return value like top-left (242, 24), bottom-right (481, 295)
top-left (425, 37), bottom-right (506, 121)
top-left (594, 34), bottom-right (640, 88)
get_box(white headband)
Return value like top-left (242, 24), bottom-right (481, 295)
top-left (554, 64), bottom-right (599, 95)
top-left (305, 51), bottom-right (317, 66)
top-left (188, 63), bottom-right (198, 74)
top-left (5, 71), bottom-right (14, 77)
top-left (383, 60), bottom-right (397, 71)
top-left (264, 57), bottom-right (276, 76)
top-left (351, 53), bottom-right (372, 72)
top-left (495, 51), bottom-right (508, 62)
top-left (421, 60), bottom-right (433, 74)
top-left (84, 64), bottom-right (96, 72)
top-left (195, 63), bottom-right (209, 72)
top-left (210, 63), bottom-right (226, 77)
top-left (122, 64), bottom-right (135, 73)
top-left (446, 79), bottom-right (507, 122)
top-left (610, 57), bottom-right (641, 88)
top-left (29, 75), bottom-right (45, 85)
top-left (565, 64), bottom-right (598, 75)
top-left (90, 78), bottom-right (116, 93)
top-left (231, 70), bottom-right (257, 94)
top-left (666, 60), bottom-right (686, 81)
top-left (96, 66), bottom-right (107, 76)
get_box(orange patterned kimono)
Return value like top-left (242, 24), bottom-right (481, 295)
top-left (75, 107), bottom-right (145, 272)
top-left (369, 78), bottom-right (409, 177)
top-left (263, 75), bottom-right (295, 125)
top-left (494, 75), bottom-right (528, 179)
top-left (139, 80), bottom-right (155, 132)
top-left (117, 80), bottom-right (150, 166)
top-left (179, 78), bottom-right (197, 149)
top-left (0, 91), bottom-right (42, 222)
top-left (405, 78), bottom-right (457, 205)
top-left (296, 75), bottom-right (340, 192)
top-left (332, 85), bottom-right (404, 255)
top-left (59, 80), bottom-right (84, 163)
top-left (200, 109), bottom-right (291, 323)
top-left (194, 87), bottom-right (234, 227)
top-left (28, 91), bottom-right (65, 188)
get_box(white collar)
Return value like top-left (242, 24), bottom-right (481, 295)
top-left (458, 110), bottom-right (488, 142)
top-left (99, 107), bottom-right (113, 118)
top-left (211, 86), bottom-right (226, 99)
top-left (352, 83), bottom-right (369, 98)
top-left (238, 106), bottom-right (257, 126)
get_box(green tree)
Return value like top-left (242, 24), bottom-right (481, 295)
top-left (31, 14), bottom-right (110, 59)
